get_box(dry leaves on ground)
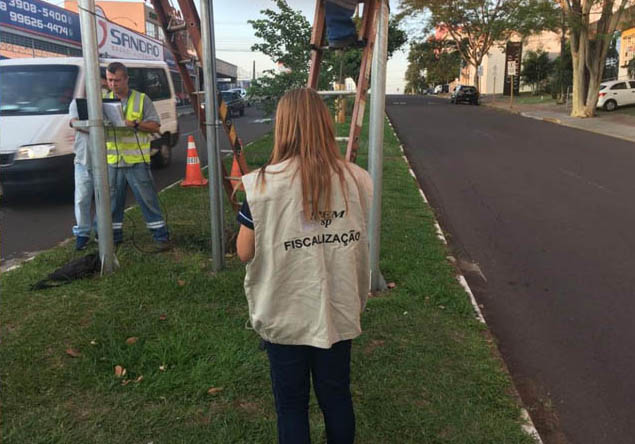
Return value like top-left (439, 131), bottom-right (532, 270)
top-left (65, 348), bottom-right (81, 358)
top-left (207, 387), bottom-right (224, 395)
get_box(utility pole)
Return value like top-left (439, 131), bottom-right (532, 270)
top-left (252, 60), bottom-right (256, 80)
top-left (368, 0), bottom-right (389, 292)
top-left (78, 0), bottom-right (116, 274)
top-left (200, 0), bottom-right (225, 271)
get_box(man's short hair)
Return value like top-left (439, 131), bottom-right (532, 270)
top-left (107, 62), bottom-right (127, 77)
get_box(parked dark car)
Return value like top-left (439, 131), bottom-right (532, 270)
top-left (220, 90), bottom-right (245, 117)
top-left (450, 85), bottom-right (480, 105)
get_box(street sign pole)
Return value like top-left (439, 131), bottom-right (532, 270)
top-left (200, 0), bottom-right (225, 271)
top-left (368, 0), bottom-right (389, 292)
top-left (510, 74), bottom-right (514, 109)
top-left (78, 0), bottom-right (115, 274)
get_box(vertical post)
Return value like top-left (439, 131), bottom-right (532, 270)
top-left (200, 0), bottom-right (225, 271)
top-left (252, 60), bottom-right (256, 80)
top-left (368, 0), bottom-right (388, 292)
top-left (78, 0), bottom-right (115, 274)
top-left (510, 74), bottom-right (514, 109)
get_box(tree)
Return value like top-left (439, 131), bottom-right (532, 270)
top-left (521, 50), bottom-right (554, 93)
top-left (548, 41), bottom-right (573, 99)
top-left (399, 0), bottom-right (560, 85)
top-left (248, 1), bottom-right (408, 114)
top-left (247, 0), bottom-right (329, 114)
top-left (603, 34), bottom-right (620, 81)
top-left (556, 0), bottom-right (634, 117)
top-left (629, 58), bottom-right (635, 79)
top-left (404, 39), bottom-right (461, 93)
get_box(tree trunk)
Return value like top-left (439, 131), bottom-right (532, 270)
top-left (570, 29), bottom-right (589, 117)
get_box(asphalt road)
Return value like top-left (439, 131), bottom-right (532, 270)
top-left (0, 105), bottom-right (272, 266)
top-left (386, 95), bottom-right (635, 444)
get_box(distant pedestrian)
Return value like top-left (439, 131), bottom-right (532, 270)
top-left (104, 62), bottom-right (170, 251)
top-left (236, 88), bottom-right (373, 444)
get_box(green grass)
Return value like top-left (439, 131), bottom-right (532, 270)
top-left (511, 93), bottom-right (556, 106)
top-left (0, 115), bottom-right (536, 443)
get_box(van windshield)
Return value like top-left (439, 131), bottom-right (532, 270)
top-left (0, 65), bottom-right (78, 116)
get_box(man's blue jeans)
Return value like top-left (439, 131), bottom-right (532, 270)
top-left (108, 163), bottom-right (169, 242)
top-left (73, 162), bottom-right (94, 238)
top-left (265, 340), bottom-right (355, 444)
top-left (325, 2), bottom-right (357, 44)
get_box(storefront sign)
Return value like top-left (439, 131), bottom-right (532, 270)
top-left (0, 0), bottom-right (81, 45)
top-left (96, 15), bottom-right (163, 61)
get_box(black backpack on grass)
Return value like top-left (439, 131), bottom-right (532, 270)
top-left (31, 253), bottom-right (101, 290)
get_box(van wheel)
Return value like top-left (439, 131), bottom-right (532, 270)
top-left (604, 100), bottom-right (617, 112)
top-left (152, 140), bottom-right (172, 168)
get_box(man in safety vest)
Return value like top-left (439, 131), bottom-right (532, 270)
top-left (105, 62), bottom-right (170, 250)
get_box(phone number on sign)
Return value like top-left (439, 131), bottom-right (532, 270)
top-left (0, 0), bottom-right (74, 24)
top-left (0, 8), bottom-right (73, 36)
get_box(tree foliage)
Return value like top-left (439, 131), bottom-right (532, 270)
top-left (521, 50), bottom-right (554, 93)
top-left (399, 0), bottom-right (560, 84)
top-left (404, 39), bottom-right (461, 93)
top-left (248, 0), bottom-right (408, 114)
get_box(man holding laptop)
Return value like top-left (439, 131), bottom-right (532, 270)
top-left (104, 61), bottom-right (170, 251)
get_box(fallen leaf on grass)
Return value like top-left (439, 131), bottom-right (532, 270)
top-left (387, 282), bottom-right (396, 289)
top-left (159, 364), bottom-right (167, 372)
top-left (114, 365), bottom-right (127, 378)
top-left (207, 387), bottom-right (224, 395)
top-left (90, 340), bottom-right (98, 346)
top-left (134, 375), bottom-right (144, 383)
top-left (125, 337), bottom-right (139, 345)
top-left (121, 379), bottom-right (131, 386)
top-left (159, 314), bottom-right (167, 321)
top-left (65, 348), bottom-right (81, 358)
top-left (177, 280), bottom-right (186, 287)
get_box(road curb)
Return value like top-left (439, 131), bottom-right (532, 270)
top-left (385, 113), bottom-right (543, 444)
top-left (483, 102), bottom-right (635, 144)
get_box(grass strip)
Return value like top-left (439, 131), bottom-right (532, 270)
top-left (0, 115), bottom-right (535, 443)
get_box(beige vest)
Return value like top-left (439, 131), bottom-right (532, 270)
top-left (242, 159), bottom-right (373, 349)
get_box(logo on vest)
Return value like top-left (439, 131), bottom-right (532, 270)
top-left (315, 210), bottom-right (346, 228)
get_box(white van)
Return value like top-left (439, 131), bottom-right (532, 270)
top-left (0, 57), bottom-right (179, 194)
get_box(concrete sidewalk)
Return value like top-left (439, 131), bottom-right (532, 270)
top-left (484, 98), bottom-right (635, 143)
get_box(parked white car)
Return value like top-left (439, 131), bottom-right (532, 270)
top-left (597, 79), bottom-right (635, 111)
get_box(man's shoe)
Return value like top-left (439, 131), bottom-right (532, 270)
top-left (154, 239), bottom-right (173, 252)
top-left (75, 236), bottom-right (90, 251)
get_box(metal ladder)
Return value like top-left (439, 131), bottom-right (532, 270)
top-left (149, 0), bottom-right (248, 210)
top-left (308, 0), bottom-right (380, 163)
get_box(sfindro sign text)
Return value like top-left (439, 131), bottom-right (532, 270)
top-left (97, 15), bottom-right (163, 61)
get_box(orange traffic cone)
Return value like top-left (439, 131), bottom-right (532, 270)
top-left (181, 135), bottom-right (208, 187)
top-left (230, 155), bottom-right (244, 191)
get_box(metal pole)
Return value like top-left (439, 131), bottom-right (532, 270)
top-left (78, 0), bottom-right (115, 274)
top-left (368, 0), bottom-right (389, 292)
top-left (200, 0), bottom-right (225, 271)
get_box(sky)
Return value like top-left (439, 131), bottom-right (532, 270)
top-left (212, 0), bottom-right (411, 93)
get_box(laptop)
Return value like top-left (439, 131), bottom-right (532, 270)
top-left (75, 98), bottom-right (124, 126)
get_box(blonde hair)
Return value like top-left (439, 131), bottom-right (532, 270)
top-left (258, 88), bottom-right (349, 220)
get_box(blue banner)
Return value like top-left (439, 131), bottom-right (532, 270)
top-left (0, 0), bottom-right (81, 44)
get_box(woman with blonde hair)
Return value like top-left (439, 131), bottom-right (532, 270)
top-left (237, 88), bottom-right (373, 443)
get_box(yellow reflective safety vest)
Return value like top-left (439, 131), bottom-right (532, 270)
top-left (105, 89), bottom-right (151, 165)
